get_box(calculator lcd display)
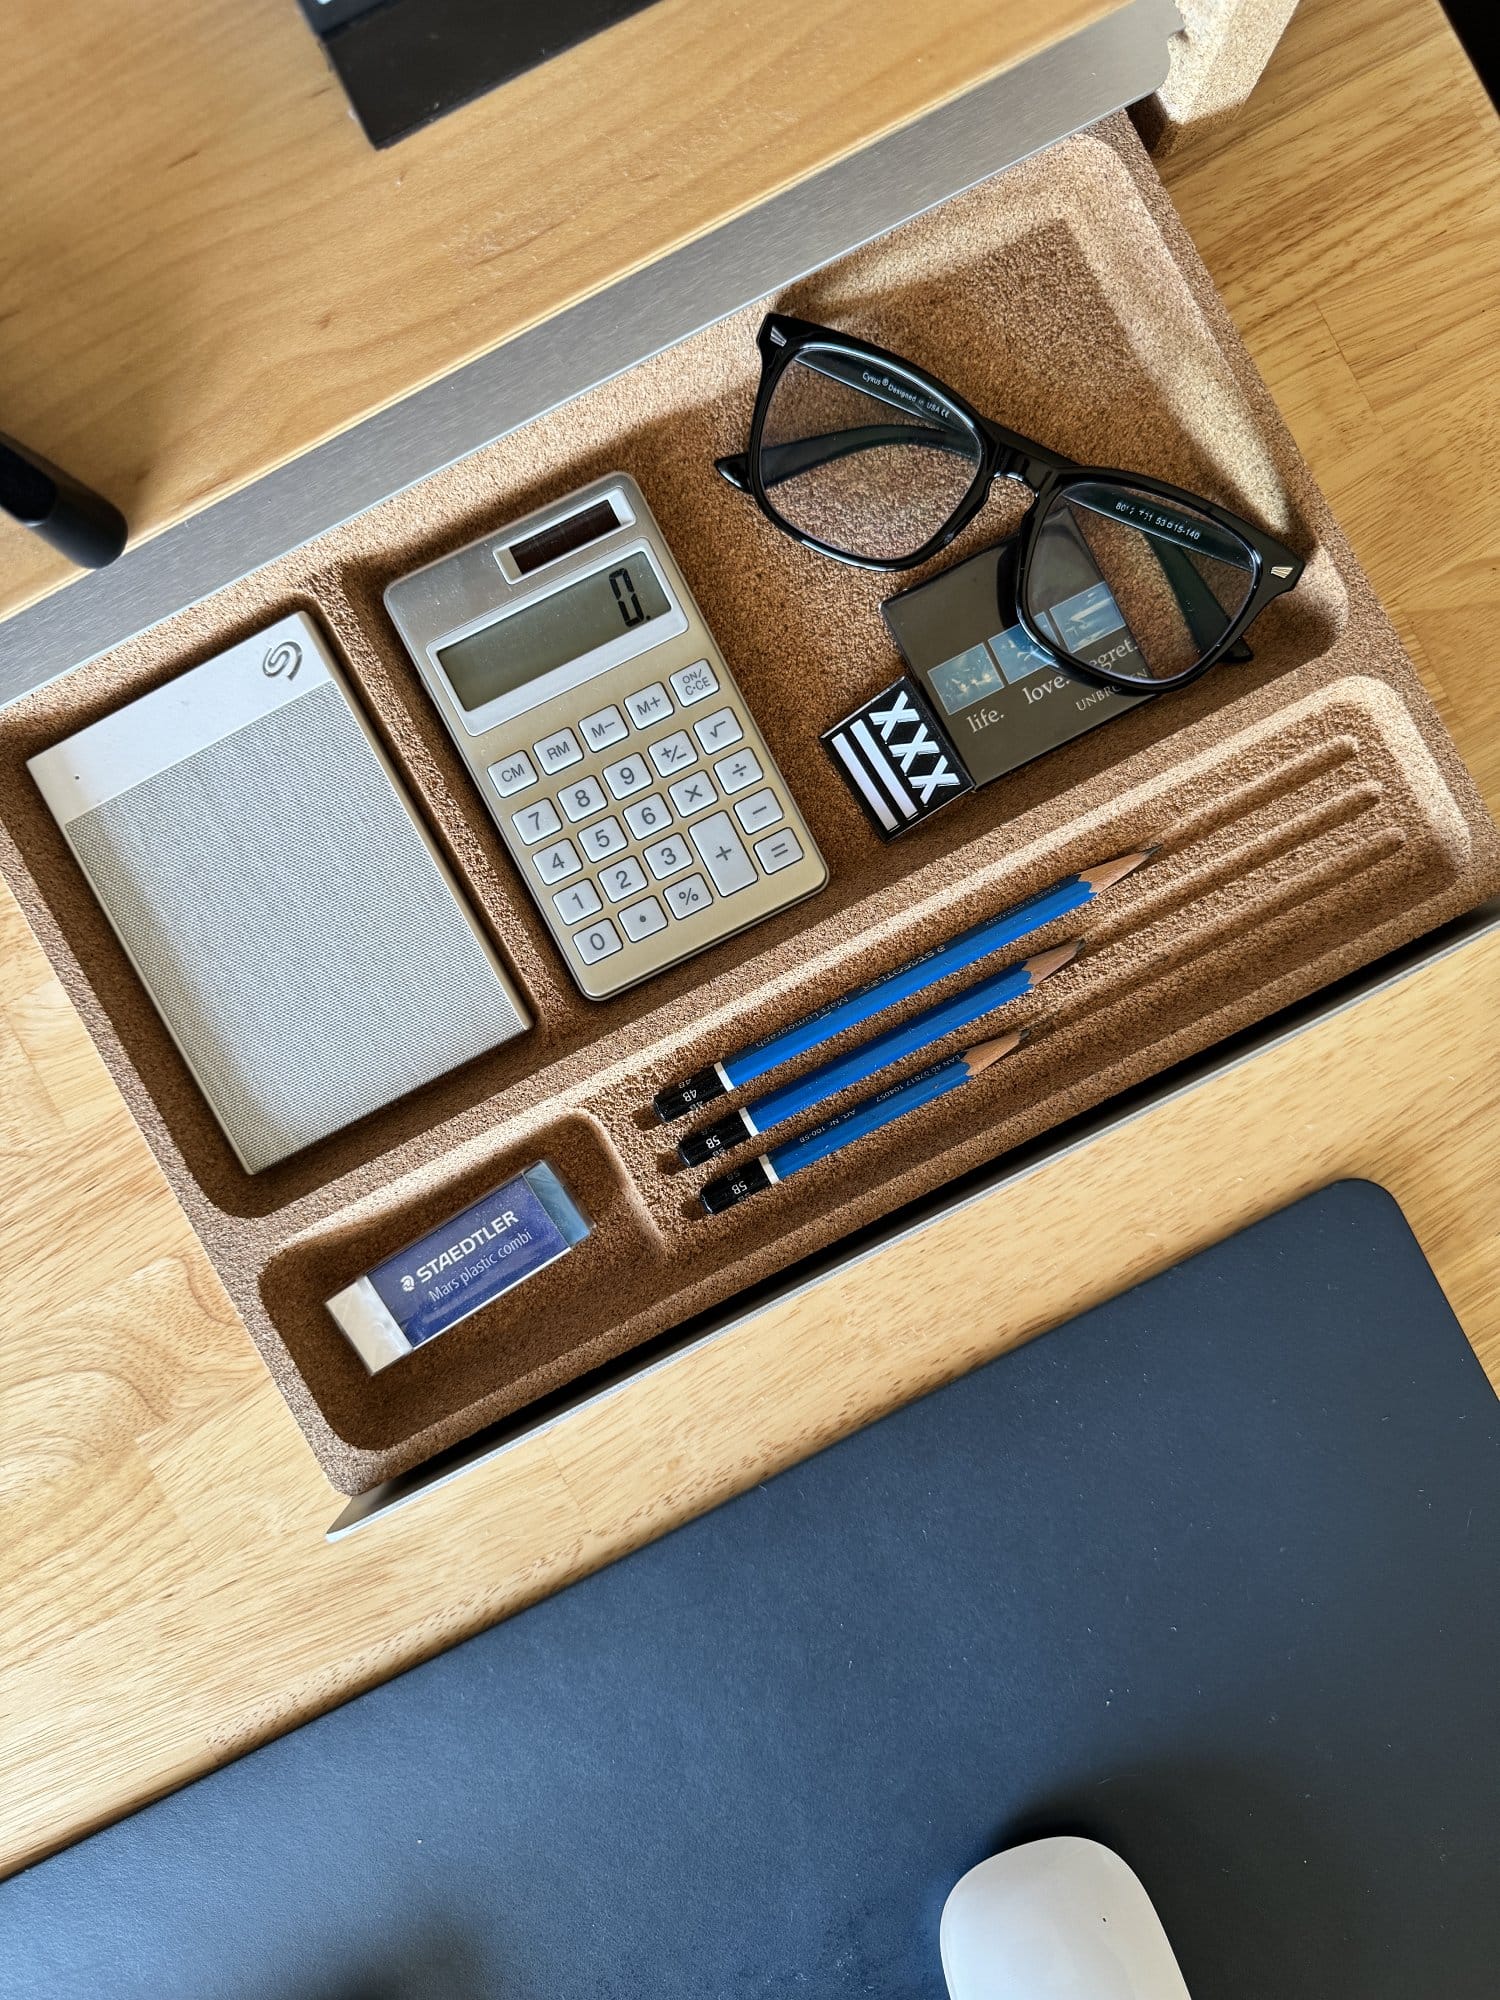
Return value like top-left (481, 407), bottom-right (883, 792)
top-left (438, 557), bottom-right (672, 712)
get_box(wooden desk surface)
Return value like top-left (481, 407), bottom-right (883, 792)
top-left (0, 0), bottom-right (1116, 625)
top-left (2, 0), bottom-right (1498, 1878)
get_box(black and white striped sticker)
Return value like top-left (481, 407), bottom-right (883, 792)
top-left (822, 676), bottom-right (973, 837)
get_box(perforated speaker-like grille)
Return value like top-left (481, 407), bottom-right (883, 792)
top-left (67, 680), bottom-right (528, 1171)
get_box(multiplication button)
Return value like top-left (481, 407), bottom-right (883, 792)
top-left (669, 660), bottom-right (719, 706)
top-left (573, 919), bottom-right (623, 966)
top-left (663, 873), bottom-right (712, 920)
top-left (688, 812), bottom-right (756, 895)
top-left (754, 829), bottom-right (803, 874)
top-left (488, 750), bottom-right (536, 798)
top-left (669, 771), bottom-right (715, 817)
top-left (734, 787), bottom-right (782, 835)
top-left (619, 896), bottom-right (668, 942)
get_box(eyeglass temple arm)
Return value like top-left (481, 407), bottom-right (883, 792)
top-left (714, 422), bottom-right (976, 493)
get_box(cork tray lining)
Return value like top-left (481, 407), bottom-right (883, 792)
top-left (2, 117), bottom-right (1497, 1494)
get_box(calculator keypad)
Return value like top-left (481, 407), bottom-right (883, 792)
top-left (484, 661), bottom-right (823, 994)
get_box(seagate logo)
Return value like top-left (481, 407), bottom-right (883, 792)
top-left (262, 639), bottom-right (302, 680)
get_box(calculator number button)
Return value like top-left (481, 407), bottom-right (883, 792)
top-left (670, 660), bottom-right (719, 706)
top-left (734, 787), bottom-right (783, 835)
top-left (693, 706), bottom-right (743, 752)
top-left (553, 879), bottom-right (603, 925)
top-left (619, 896), bottom-right (668, 943)
top-left (559, 776), bottom-right (607, 823)
top-left (534, 727), bottom-right (583, 775)
top-left (600, 856), bottom-right (648, 903)
top-left (580, 704), bottom-right (628, 751)
top-left (668, 771), bottom-right (716, 818)
top-left (488, 751), bottom-right (537, 798)
top-left (533, 838), bottom-right (582, 884)
top-left (625, 682), bottom-right (674, 729)
top-left (689, 812), bottom-right (756, 896)
top-left (714, 749), bottom-right (763, 796)
top-left (663, 873), bottom-right (713, 920)
top-left (644, 834), bottom-right (693, 880)
top-left (754, 829), bottom-right (804, 874)
top-left (649, 730), bottom-right (697, 777)
top-left (512, 797), bottom-right (562, 844)
top-left (603, 753), bottom-right (652, 799)
top-left (573, 919), bottom-right (623, 966)
top-left (624, 793), bottom-right (673, 840)
top-left (580, 816), bottom-right (628, 862)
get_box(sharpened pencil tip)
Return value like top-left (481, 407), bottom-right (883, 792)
top-left (1024, 938), bottom-right (1084, 982)
top-left (964, 1028), bottom-right (1025, 1075)
top-left (1080, 847), bottom-right (1159, 894)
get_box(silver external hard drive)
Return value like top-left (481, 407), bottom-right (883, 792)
top-left (28, 612), bottom-right (530, 1172)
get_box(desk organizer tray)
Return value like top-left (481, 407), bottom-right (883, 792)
top-left (2, 114), bottom-right (1497, 1495)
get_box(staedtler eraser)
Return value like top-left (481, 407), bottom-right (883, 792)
top-left (326, 1161), bottom-right (589, 1372)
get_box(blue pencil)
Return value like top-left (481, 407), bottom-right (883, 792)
top-left (677, 940), bottom-right (1078, 1167)
top-left (653, 848), bottom-right (1153, 1122)
top-left (699, 1029), bottom-right (1025, 1214)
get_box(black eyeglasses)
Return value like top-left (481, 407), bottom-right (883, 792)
top-left (716, 313), bottom-right (1304, 698)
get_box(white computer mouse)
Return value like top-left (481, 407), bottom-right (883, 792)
top-left (939, 1835), bottom-right (1193, 1999)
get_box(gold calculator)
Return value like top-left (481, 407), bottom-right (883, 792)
top-left (385, 474), bottom-right (827, 999)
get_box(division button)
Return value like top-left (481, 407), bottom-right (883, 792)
top-left (511, 796), bottom-right (562, 844)
top-left (649, 730), bottom-right (697, 776)
top-left (625, 682), bottom-right (674, 728)
top-left (692, 706), bottom-right (743, 752)
top-left (733, 786), bottom-right (783, 835)
top-left (713, 748), bottom-right (763, 796)
top-left (663, 873), bottom-right (713, 920)
top-left (624, 793), bottom-right (673, 839)
top-left (533, 838), bottom-right (583, 884)
top-left (600, 856), bottom-right (648, 903)
top-left (579, 815), bottom-right (628, 861)
top-left (619, 895), bottom-right (668, 942)
top-left (579, 704), bottom-right (629, 751)
top-left (533, 727), bottom-right (583, 774)
top-left (602, 752), bottom-right (652, 799)
top-left (688, 811), bottom-right (756, 895)
top-left (754, 829), bottom-right (804, 875)
top-left (669, 771), bottom-right (716, 817)
top-left (573, 919), bottom-right (623, 965)
top-left (488, 750), bottom-right (537, 798)
top-left (559, 775), bottom-right (607, 823)
top-left (553, 879), bottom-right (603, 925)
top-left (669, 660), bottom-right (720, 706)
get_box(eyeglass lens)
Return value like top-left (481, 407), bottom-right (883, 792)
top-left (1025, 481), bottom-right (1257, 686)
top-left (758, 345), bottom-right (983, 563)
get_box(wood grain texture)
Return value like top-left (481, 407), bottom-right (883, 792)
top-left (2, 0), bottom-right (1499, 1879)
top-left (0, 0), bottom-right (1118, 622)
